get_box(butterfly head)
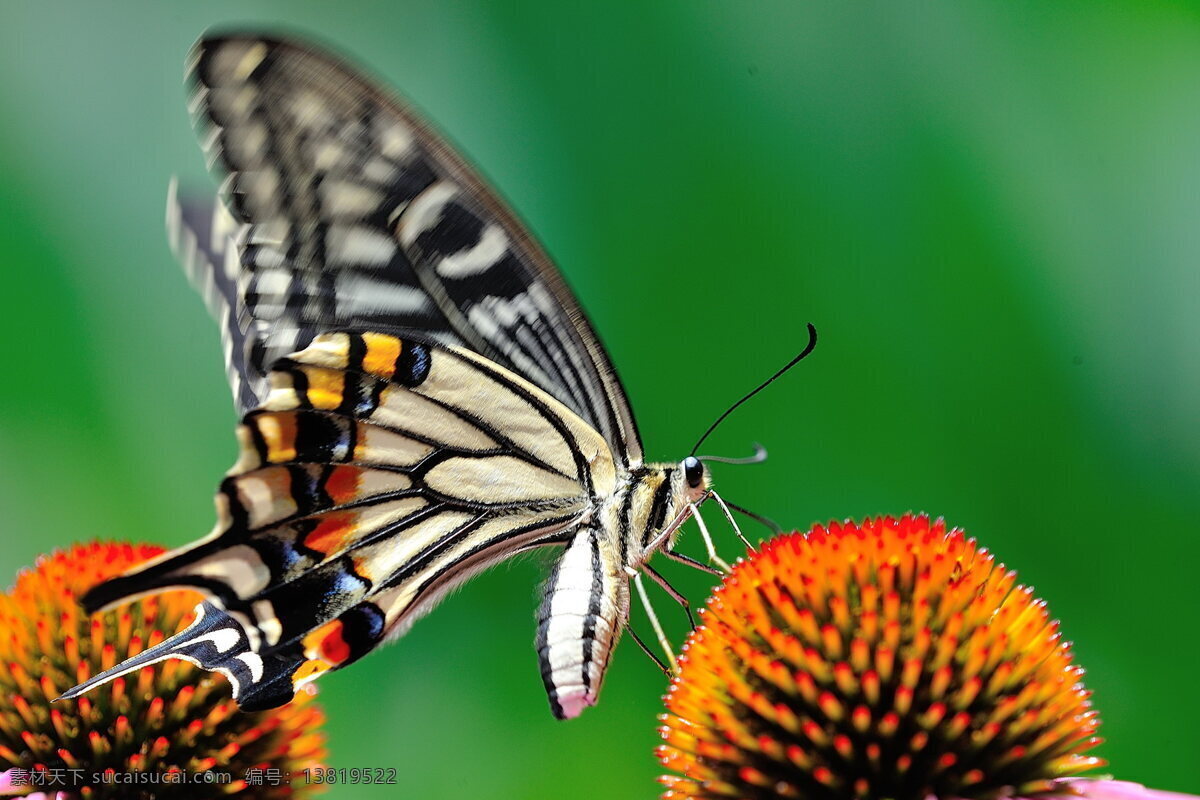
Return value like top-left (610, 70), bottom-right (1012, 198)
top-left (675, 455), bottom-right (714, 542)
top-left (681, 455), bottom-right (710, 500)
top-left (676, 455), bottom-right (710, 513)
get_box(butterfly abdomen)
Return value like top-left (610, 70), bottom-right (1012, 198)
top-left (536, 527), bottom-right (626, 720)
top-left (532, 464), bottom-right (689, 719)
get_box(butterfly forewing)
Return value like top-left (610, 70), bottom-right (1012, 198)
top-left (184, 35), bottom-right (641, 463)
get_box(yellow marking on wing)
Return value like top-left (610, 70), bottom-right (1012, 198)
top-left (256, 412), bottom-right (299, 463)
top-left (232, 42), bottom-right (269, 81)
top-left (361, 332), bottom-right (401, 379)
top-left (300, 366), bottom-right (346, 410)
top-left (424, 455), bottom-right (581, 505)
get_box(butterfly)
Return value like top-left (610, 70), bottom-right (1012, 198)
top-left (60, 33), bottom-right (813, 719)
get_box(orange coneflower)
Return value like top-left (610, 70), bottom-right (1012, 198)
top-left (657, 514), bottom-right (1189, 800)
top-left (0, 542), bottom-right (325, 799)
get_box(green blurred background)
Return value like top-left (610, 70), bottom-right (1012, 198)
top-left (2, 1), bottom-right (1198, 796)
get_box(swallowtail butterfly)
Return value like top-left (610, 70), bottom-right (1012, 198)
top-left (61, 34), bottom-right (802, 719)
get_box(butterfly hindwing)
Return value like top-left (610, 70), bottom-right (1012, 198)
top-left (186, 35), bottom-right (642, 464)
top-left (71, 332), bottom-right (617, 708)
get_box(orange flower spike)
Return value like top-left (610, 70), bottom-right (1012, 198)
top-left (0, 541), bottom-right (327, 798)
top-left (658, 514), bottom-right (1107, 800)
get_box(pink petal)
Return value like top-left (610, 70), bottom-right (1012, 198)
top-left (0, 769), bottom-right (68, 800)
top-left (0, 769), bottom-right (27, 793)
top-left (1061, 779), bottom-right (1200, 800)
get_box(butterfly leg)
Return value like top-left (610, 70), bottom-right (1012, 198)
top-left (623, 621), bottom-right (672, 676)
top-left (663, 548), bottom-right (722, 576)
top-left (641, 563), bottom-right (695, 629)
top-left (536, 528), bottom-right (627, 720)
top-left (632, 572), bottom-right (678, 673)
top-left (689, 503), bottom-right (733, 573)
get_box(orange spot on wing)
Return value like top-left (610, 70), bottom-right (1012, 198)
top-left (302, 512), bottom-right (357, 557)
top-left (361, 333), bottom-right (402, 379)
top-left (324, 466), bottom-right (362, 506)
top-left (303, 620), bottom-right (351, 665)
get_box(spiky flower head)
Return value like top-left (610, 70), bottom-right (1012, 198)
top-left (657, 514), bottom-right (1104, 800)
top-left (0, 542), bottom-right (325, 798)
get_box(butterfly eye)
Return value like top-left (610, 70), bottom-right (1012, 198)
top-left (683, 456), bottom-right (705, 489)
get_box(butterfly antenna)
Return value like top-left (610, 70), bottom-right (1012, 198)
top-left (697, 443), bottom-right (769, 465)
top-left (690, 323), bottom-right (818, 457)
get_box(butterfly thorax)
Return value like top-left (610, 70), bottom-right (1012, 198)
top-left (601, 459), bottom-right (711, 572)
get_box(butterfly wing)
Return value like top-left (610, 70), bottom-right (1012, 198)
top-left (63, 331), bottom-right (617, 710)
top-left (182, 34), bottom-right (643, 465)
top-left (165, 180), bottom-right (261, 409)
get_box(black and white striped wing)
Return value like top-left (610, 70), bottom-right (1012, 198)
top-left (63, 331), bottom-right (618, 711)
top-left (166, 180), bottom-right (260, 408)
top-left (182, 34), bottom-right (642, 464)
